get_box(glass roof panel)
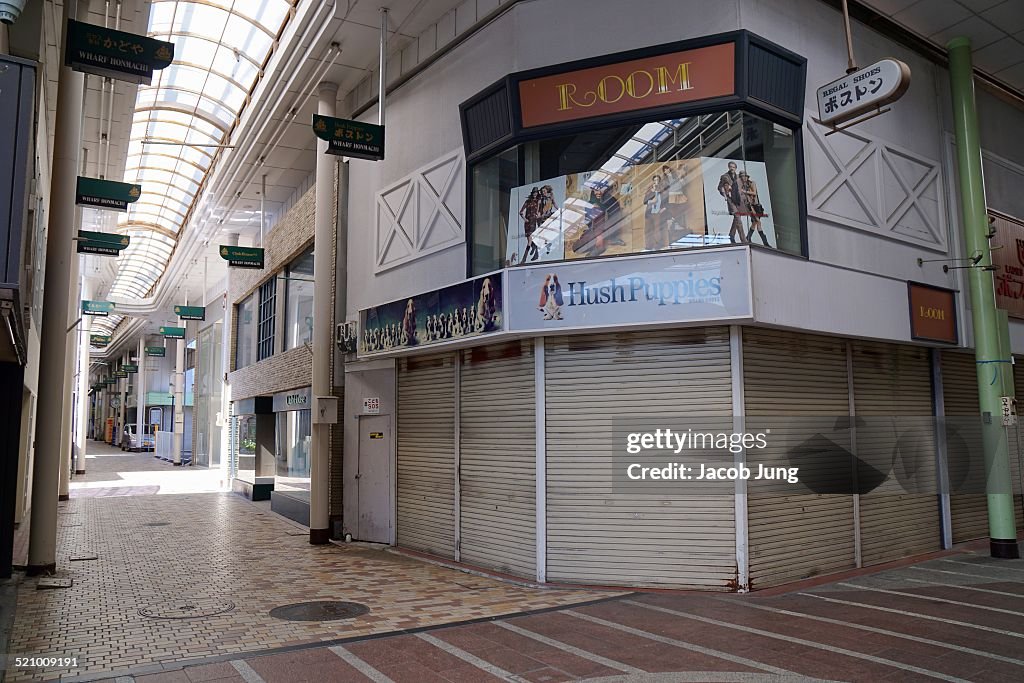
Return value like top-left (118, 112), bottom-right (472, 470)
top-left (98, 0), bottom-right (292, 346)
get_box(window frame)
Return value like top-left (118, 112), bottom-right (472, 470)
top-left (283, 246), bottom-right (315, 351)
top-left (257, 278), bottom-right (277, 362)
top-left (234, 294), bottom-right (255, 370)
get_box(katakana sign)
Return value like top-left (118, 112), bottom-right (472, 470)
top-left (312, 114), bottom-right (385, 161)
top-left (816, 59), bottom-right (910, 127)
top-left (65, 19), bottom-right (174, 85)
top-left (76, 177), bottom-right (142, 211)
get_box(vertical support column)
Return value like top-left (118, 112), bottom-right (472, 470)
top-left (220, 233), bottom-right (238, 484)
top-left (534, 337), bottom-right (546, 583)
top-left (310, 81), bottom-right (338, 544)
top-left (947, 37), bottom-right (1019, 558)
top-left (932, 349), bottom-right (953, 549)
top-left (75, 277), bottom-right (93, 474)
top-left (173, 315), bottom-right (185, 466)
top-left (58, 255), bottom-right (82, 500)
top-left (136, 338), bottom-right (145, 453)
top-left (453, 353), bottom-right (461, 562)
top-left (27, 0), bottom-right (85, 575)
top-left (847, 341), bottom-right (862, 568)
top-left (730, 326), bottom-right (749, 592)
top-left (118, 351), bottom-right (128, 446)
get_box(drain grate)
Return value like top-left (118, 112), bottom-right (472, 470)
top-left (138, 598), bottom-right (235, 619)
top-left (269, 600), bottom-right (369, 622)
top-left (143, 522), bottom-right (170, 527)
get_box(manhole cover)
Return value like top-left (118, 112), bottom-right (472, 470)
top-left (138, 598), bottom-right (235, 619)
top-left (269, 600), bottom-right (369, 622)
top-left (144, 522), bottom-right (170, 527)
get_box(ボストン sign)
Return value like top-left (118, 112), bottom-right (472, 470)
top-left (312, 114), bottom-right (385, 161)
top-left (78, 230), bottom-right (130, 256)
top-left (816, 59), bottom-right (910, 126)
top-left (65, 19), bottom-right (174, 85)
top-left (219, 245), bottom-right (265, 269)
top-left (76, 177), bottom-right (141, 211)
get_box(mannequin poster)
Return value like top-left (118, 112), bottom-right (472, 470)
top-left (505, 177), bottom-right (567, 266)
top-left (700, 157), bottom-right (777, 247)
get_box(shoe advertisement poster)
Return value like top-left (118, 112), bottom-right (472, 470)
top-left (505, 177), bottom-right (567, 266)
top-left (700, 157), bottom-right (776, 248)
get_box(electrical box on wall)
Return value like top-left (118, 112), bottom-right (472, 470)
top-left (313, 396), bottom-right (339, 424)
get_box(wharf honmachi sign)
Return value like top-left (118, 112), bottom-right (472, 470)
top-left (123, 364), bottom-right (139, 373)
top-left (76, 177), bottom-right (141, 211)
top-left (65, 19), bottom-right (174, 85)
top-left (313, 115), bottom-right (385, 161)
top-left (145, 346), bottom-right (166, 357)
top-left (219, 245), bottom-right (265, 269)
top-left (81, 300), bottom-right (115, 316)
top-left (90, 334), bottom-right (112, 347)
top-left (78, 230), bottom-right (130, 256)
top-left (174, 305), bottom-right (205, 321)
top-left (518, 42), bottom-right (735, 128)
top-left (815, 59), bottom-right (910, 127)
top-left (159, 326), bottom-right (186, 340)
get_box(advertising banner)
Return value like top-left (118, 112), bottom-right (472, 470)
top-left (506, 177), bottom-right (567, 266)
top-left (360, 273), bottom-right (503, 355)
top-left (506, 248), bottom-right (752, 333)
top-left (65, 19), bottom-right (174, 84)
top-left (701, 157), bottom-right (777, 247)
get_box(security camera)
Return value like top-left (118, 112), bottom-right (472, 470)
top-left (0, 0), bottom-right (26, 25)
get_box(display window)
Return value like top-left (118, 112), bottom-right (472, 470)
top-left (275, 409), bottom-right (311, 493)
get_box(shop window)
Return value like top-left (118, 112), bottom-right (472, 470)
top-left (235, 294), bottom-right (255, 369)
top-left (284, 247), bottom-right (314, 350)
top-left (257, 278), bottom-right (277, 361)
top-left (469, 110), bottom-right (803, 275)
top-left (275, 409), bottom-right (311, 494)
top-left (237, 415), bottom-right (257, 482)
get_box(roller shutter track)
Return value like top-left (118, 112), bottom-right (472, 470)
top-left (459, 342), bottom-right (536, 578)
top-left (744, 329), bottom-right (855, 589)
top-left (941, 351), bottom-right (989, 543)
top-left (1010, 364), bottom-right (1024, 527)
top-left (852, 342), bottom-right (940, 565)
top-left (545, 328), bottom-right (735, 589)
top-left (397, 355), bottom-right (456, 558)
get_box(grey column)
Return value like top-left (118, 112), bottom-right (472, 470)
top-left (58, 254), bottom-right (82, 501)
top-left (27, 0), bottom-right (85, 575)
top-left (172, 333), bottom-right (185, 466)
top-left (136, 338), bottom-right (145, 452)
top-left (75, 277), bottom-right (93, 474)
top-left (310, 81), bottom-right (337, 544)
top-left (118, 351), bottom-right (128, 445)
top-left (220, 233), bottom-right (238, 483)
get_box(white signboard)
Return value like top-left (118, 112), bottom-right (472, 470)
top-left (1002, 396), bottom-right (1017, 427)
top-left (363, 397), bottom-right (381, 415)
top-left (506, 248), bottom-right (752, 333)
top-left (816, 59), bottom-right (910, 126)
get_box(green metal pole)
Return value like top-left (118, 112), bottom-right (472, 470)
top-left (948, 37), bottom-right (1019, 558)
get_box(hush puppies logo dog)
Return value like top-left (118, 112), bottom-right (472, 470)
top-left (538, 274), bottom-right (564, 320)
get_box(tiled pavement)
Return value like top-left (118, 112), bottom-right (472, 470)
top-left (8, 444), bottom-right (1024, 682)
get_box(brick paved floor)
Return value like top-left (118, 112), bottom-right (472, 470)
top-left (7, 444), bottom-right (612, 682)
top-left (9, 443), bottom-right (1024, 682)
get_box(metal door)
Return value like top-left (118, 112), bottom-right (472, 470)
top-left (357, 415), bottom-right (392, 542)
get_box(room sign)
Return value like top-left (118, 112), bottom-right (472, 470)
top-left (312, 114), bottom-right (385, 161)
top-left (907, 282), bottom-right (957, 344)
top-left (65, 19), bottom-right (174, 85)
top-left (76, 177), bottom-right (141, 211)
top-left (815, 58), bottom-right (910, 126)
top-left (518, 42), bottom-right (735, 128)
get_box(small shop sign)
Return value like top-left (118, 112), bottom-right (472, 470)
top-left (65, 19), bottom-right (174, 85)
top-left (76, 177), bottom-right (141, 211)
top-left (113, 370), bottom-right (128, 379)
top-left (78, 230), bottom-right (130, 256)
top-left (82, 300), bottom-right (115, 316)
top-left (90, 334), bottom-right (112, 347)
top-left (174, 304), bottom-right (205, 321)
top-left (219, 245), bottom-right (265, 269)
top-left (815, 59), bottom-right (910, 128)
top-left (145, 346), bottom-right (166, 357)
top-left (313, 114), bottom-right (385, 161)
top-left (159, 326), bottom-right (185, 339)
top-left (123, 364), bottom-right (139, 373)
top-left (907, 282), bottom-right (957, 344)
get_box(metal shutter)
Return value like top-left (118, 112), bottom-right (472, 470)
top-left (852, 342), bottom-right (940, 565)
top-left (941, 351), bottom-right (988, 543)
top-left (397, 354), bottom-right (456, 557)
top-left (744, 329), bottom-right (855, 588)
top-left (545, 328), bottom-right (735, 589)
top-left (459, 341), bottom-right (536, 578)
top-left (1010, 364), bottom-right (1024, 527)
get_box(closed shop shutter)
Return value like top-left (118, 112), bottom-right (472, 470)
top-left (1010, 364), bottom-right (1024, 527)
top-left (941, 351), bottom-right (988, 543)
top-left (744, 329), bottom-right (855, 589)
top-left (852, 342), bottom-right (940, 565)
top-left (545, 328), bottom-right (735, 589)
top-left (459, 341), bottom-right (536, 578)
top-left (396, 354), bottom-right (456, 557)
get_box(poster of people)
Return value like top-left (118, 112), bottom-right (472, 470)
top-left (506, 178), bottom-right (567, 266)
top-left (360, 274), bottom-right (503, 354)
top-left (700, 157), bottom-right (777, 247)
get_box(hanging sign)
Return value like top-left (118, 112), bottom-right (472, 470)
top-left (104, 377), bottom-right (117, 385)
top-left (123, 364), bottom-right (139, 373)
top-left (81, 300), bottom-right (115, 316)
top-left (113, 370), bottom-right (128, 379)
top-left (159, 326), bottom-right (186, 339)
top-left (907, 282), bottom-right (957, 344)
top-left (174, 304), bottom-right (205, 321)
top-left (65, 19), bottom-right (174, 85)
top-left (312, 114), bottom-right (385, 161)
top-left (76, 177), bottom-right (141, 211)
top-left (90, 334), bottom-right (112, 346)
top-left (816, 59), bottom-right (910, 126)
top-left (78, 230), bottom-right (130, 256)
top-left (219, 245), bottom-right (264, 269)
top-left (145, 346), bottom-right (166, 357)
